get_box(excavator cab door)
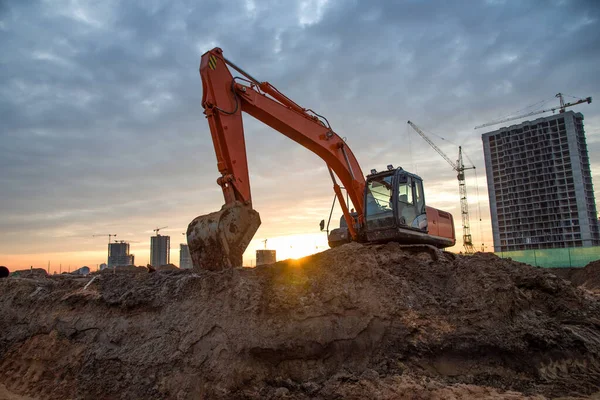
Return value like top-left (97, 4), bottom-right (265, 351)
top-left (396, 173), bottom-right (428, 231)
top-left (364, 172), bottom-right (396, 232)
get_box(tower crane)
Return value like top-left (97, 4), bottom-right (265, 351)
top-left (153, 226), bottom-right (168, 235)
top-left (474, 93), bottom-right (592, 130)
top-left (92, 234), bottom-right (117, 244)
top-left (407, 121), bottom-right (476, 254)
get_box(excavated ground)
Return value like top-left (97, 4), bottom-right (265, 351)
top-left (549, 261), bottom-right (600, 294)
top-left (1, 243), bottom-right (600, 399)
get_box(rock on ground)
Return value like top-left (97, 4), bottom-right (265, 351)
top-left (1, 242), bottom-right (600, 399)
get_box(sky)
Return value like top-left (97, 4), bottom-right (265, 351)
top-left (1, 0), bottom-right (599, 272)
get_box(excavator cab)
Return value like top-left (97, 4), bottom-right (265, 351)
top-left (363, 167), bottom-right (428, 243)
top-left (328, 167), bottom-right (454, 248)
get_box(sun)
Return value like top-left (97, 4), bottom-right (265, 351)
top-left (243, 232), bottom-right (330, 266)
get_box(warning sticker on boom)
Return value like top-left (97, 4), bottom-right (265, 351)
top-left (208, 55), bottom-right (218, 70)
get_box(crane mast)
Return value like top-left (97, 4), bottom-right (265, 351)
top-left (456, 147), bottom-right (474, 254)
top-left (407, 121), bottom-right (475, 254)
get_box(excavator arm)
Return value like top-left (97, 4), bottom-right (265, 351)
top-left (188, 47), bottom-right (366, 270)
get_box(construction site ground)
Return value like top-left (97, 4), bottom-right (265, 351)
top-left (1, 243), bottom-right (600, 399)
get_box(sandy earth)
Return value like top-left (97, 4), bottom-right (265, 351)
top-left (1, 243), bottom-right (600, 399)
top-left (548, 261), bottom-right (600, 294)
top-left (0, 384), bottom-right (36, 400)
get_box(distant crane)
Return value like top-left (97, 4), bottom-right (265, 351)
top-left (474, 93), bottom-right (592, 130)
top-left (262, 239), bottom-right (268, 249)
top-left (92, 234), bottom-right (117, 244)
top-left (153, 226), bottom-right (168, 235)
top-left (115, 240), bottom-right (140, 244)
top-left (407, 121), bottom-right (476, 254)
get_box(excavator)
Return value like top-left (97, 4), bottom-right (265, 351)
top-left (187, 48), bottom-right (456, 270)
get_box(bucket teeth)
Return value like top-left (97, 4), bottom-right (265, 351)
top-left (187, 201), bottom-right (261, 271)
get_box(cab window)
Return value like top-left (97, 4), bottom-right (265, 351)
top-left (414, 179), bottom-right (425, 213)
top-left (397, 177), bottom-right (413, 204)
top-left (365, 175), bottom-right (393, 217)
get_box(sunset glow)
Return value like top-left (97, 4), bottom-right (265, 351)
top-left (0, 1), bottom-right (598, 274)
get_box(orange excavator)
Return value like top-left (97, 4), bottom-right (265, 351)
top-left (188, 48), bottom-right (455, 270)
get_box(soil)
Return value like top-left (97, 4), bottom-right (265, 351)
top-left (1, 243), bottom-right (600, 399)
top-left (0, 383), bottom-right (36, 400)
top-left (96, 265), bottom-right (149, 274)
top-left (548, 261), bottom-right (600, 294)
top-left (8, 268), bottom-right (48, 279)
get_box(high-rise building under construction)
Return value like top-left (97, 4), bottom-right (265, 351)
top-left (150, 235), bottom-right (170, 267)
top-left (179, 244), bottom-right (192, 269)
top-left (482, 111), bottom-right (599, 252)
top-left (108, 242), bottom-right (135, 267)
top-left (256, 249), bottom-right (276, 266)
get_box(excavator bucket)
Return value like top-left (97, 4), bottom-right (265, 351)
top-left (187, 201), bottom-right (261, 271)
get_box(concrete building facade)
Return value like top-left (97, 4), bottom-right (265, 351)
top-left (150, 235), bottom-right (170, 267)
top-left (179, 244), bottom-right (192, 269)
top-left (482, 111), bottom-right (599, 252)
top-left (108, 242), bottom-right (135, 267)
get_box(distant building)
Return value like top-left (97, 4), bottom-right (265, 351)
top-left (99, 263), bottom-right (108, 271)
top-left (482, 111), bottom-right (600, 252)
top-left (150, 235), bottom-right (170, 267)
top-left (72, 266), bottom-right (90, 276)
top-left (108, 242), bottom-right (135, 267)
top-left (179, 244), bottom-right (193, 269)
top-left (256, 250), bottom-right (276, 266)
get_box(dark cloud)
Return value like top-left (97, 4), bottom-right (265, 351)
top-left (1, 0), bottom-right (599, 262)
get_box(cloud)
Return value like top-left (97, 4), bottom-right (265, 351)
top-left (0, 0), bottom-right (599, 266)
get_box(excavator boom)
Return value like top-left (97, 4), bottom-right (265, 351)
top-left (189, 48), bottom-right (366, 270)
top-left (189, 48), bottom-right (456, 270)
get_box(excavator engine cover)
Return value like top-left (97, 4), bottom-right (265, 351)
top-left (187, 201), bottom-right (261, 271)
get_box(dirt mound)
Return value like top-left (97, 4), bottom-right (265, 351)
top-left (572, 260), bottom-right (600, 290)
top-left (156, 264), bottom-right (179, 271)
top-left (96, 265), bottom-right (149, 274)
top-left (549, 260), bottom-right (600, 293)
top-left (9, 268), bottom-right (48, 279)
top-left (1, 243), bottom-right (600, 399)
